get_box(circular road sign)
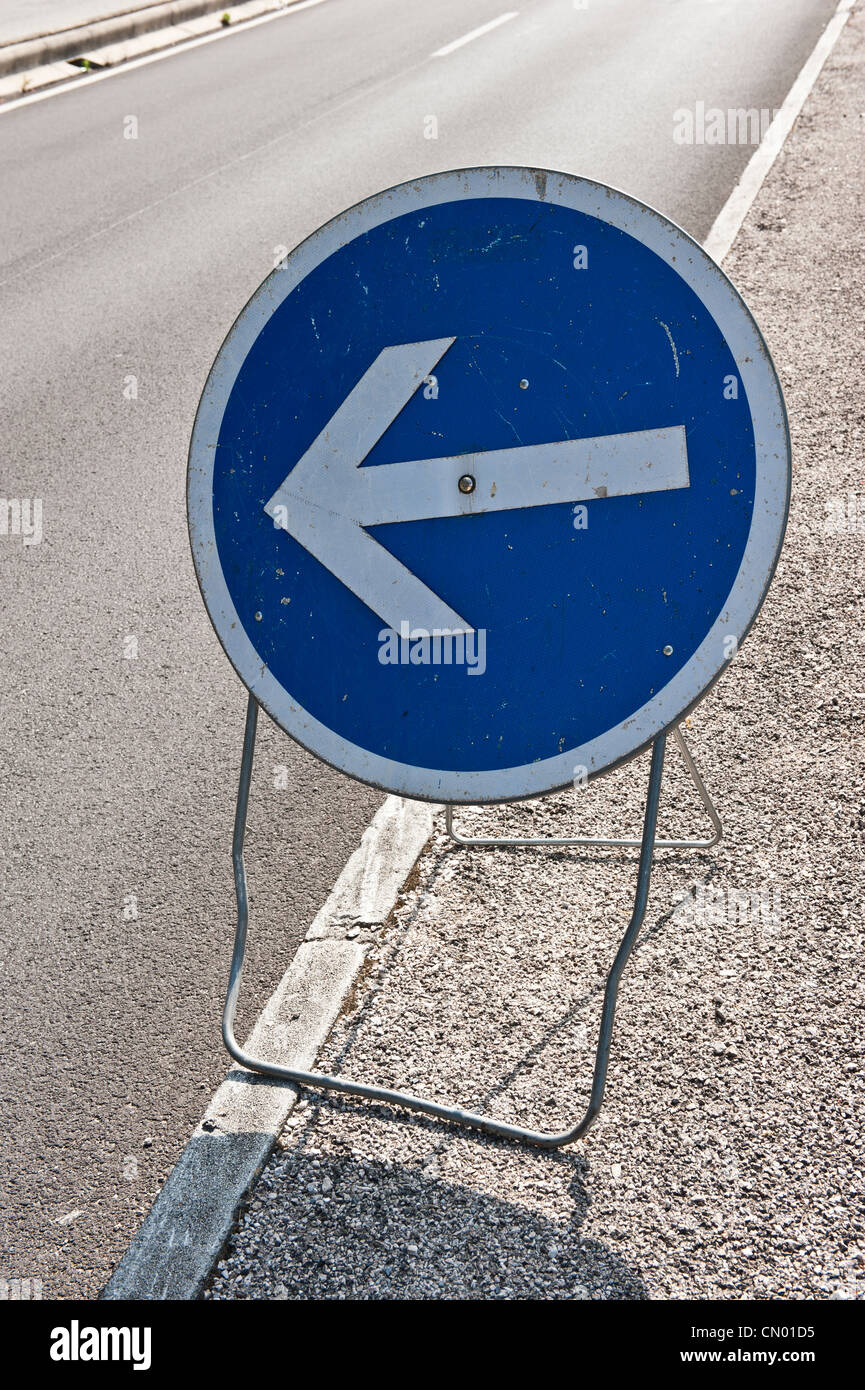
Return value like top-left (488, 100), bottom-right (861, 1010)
top-left (187, 166), bottom-right (790, 804)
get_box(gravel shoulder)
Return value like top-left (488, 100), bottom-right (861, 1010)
top-left (208, 8), bottom-right (865, 1302)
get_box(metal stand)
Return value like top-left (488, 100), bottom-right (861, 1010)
top-left (219, 692), bottom-right (704, 1149)
top-left (445, 725), bottom-right (721, 850)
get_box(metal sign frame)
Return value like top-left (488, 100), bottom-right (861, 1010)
top-left (445, 724), bottom-right (721, 850)
top-left (225, 692), bottom-right (672, 1148)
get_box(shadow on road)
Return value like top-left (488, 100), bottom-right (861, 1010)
top-left (208, 1126), bottom-right (649, 1300)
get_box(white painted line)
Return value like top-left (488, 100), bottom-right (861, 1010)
top-left (0, 0), bottom-right (329, 114)
top-left (102, 794), bottom-right (434, 1299)
top-left (431, 11), bottom-right (518, 59)
top-left (703, 0), bottom-right (855, 263)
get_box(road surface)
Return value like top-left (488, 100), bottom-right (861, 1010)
top-left (0, 0), bottom-right (840, 1299)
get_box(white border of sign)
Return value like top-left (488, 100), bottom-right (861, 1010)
top-left (188, 166), bottom-right (790, 804)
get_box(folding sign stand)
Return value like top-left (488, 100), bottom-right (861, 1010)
top-left (445, 725), bottom-right (721, 851)
top-left (222, 694), bottom-right (721, 1149)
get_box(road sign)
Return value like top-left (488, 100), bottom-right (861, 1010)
top-left (188, 167), bottom-right (790, 803)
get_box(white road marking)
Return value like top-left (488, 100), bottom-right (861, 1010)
top-left (266, 337), bottom-right (690, 631)
top-left (431, 11), bottom-right (519, 59)
top-left (704, 0), bottom-right (855, 263)
top-left (0, 0), bottom-right (330, 115)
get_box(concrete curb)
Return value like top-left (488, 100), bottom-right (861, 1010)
top-left (101, 795), bottom-right (435, 1300)
top-left (0, 0), bottom-right (263, 77)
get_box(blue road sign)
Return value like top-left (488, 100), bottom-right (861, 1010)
top-left (188, 167), bottom-right (790, 803)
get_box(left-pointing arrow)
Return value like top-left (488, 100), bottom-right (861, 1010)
top-left (264, 338), bottom-right (690, 634)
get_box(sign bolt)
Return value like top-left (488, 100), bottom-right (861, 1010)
top-left (519, 379), bottom-right (529, 390)
top-left (254, 611), bottom-right (263, 622)
top-left (458, 474), bottom-right (476, 495)
top-left (663, 644), bottom-right (673, 656)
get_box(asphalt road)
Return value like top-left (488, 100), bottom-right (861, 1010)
top-left (0, 0), bottom-right (840, 1300)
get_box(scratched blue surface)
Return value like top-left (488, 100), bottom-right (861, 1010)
top-left (212, 196), bottom-right (755, 772)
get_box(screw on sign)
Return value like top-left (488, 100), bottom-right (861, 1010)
top-left (187, 167), bottom-right (790, 1146)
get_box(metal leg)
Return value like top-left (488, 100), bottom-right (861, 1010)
top-left (445, 725), bottom-right (721, 850)
top-left (222, 691), bottom-right (668, 1148)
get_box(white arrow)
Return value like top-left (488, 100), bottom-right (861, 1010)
top-left (265, 338), bottom-right (690, 633)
